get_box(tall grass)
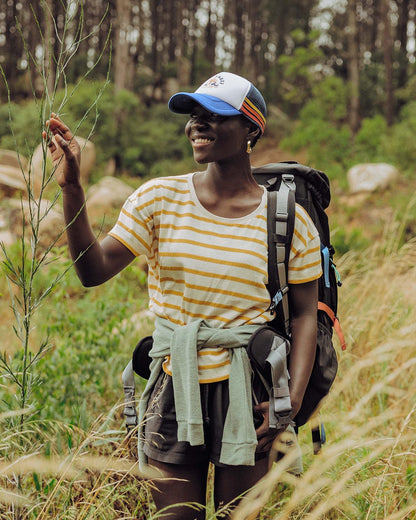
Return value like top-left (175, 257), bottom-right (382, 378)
top-left (1, 221), bottom-right (415, 519)
top-left (232, 229), bottom-right (416, 519)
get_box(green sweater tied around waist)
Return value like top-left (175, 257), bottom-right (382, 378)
top-left (138, 317), bottom-right (260, 470)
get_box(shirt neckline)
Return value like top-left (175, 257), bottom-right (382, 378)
top-left (188, 172), bottom-right (267, 223)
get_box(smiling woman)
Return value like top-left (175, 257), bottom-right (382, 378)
top-left (44, 71), bottom-right (321, 520)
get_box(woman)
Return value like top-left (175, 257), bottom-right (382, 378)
top-left (44, 72), bottom-right (321, 520)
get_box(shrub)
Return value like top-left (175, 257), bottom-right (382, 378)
top-left (354, 115), bottom-right (388, 163)
top-left (0, 81), bottom-right (193, 178)
top-left (280, 76), bottom-right (352, 171)
top-left (382, 101), bottom-right (416, 175)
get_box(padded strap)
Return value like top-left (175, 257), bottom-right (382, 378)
top-left (266, 337), bottom-right (293, 429)
top-left (122, 361), bottom-right (138, 431)
top-left (266, 175), bottom-right (296, 336)
top-left (318, 301), bottom-right (347, 351)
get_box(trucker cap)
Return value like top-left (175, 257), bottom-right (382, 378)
top-left (168, 72), bottom-right (267, 134)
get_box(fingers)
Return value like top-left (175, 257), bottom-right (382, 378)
top-left (42, 129), bottom-right (57, 153)
top-left (255, 402), bottom-right (269, 414)
top-left (42, 129), bottom-right (67, 153)
top-left (45, 113), bottom-right (73, 142)
top-left (256, 436), bottom-right (275, 453)
top-left (44, 113), bottom-right (77, 156)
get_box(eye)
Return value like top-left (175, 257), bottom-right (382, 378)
top-left (188, 112), bottom-right (226, 123)
top-left (208, 113), bottom-right (226, 122)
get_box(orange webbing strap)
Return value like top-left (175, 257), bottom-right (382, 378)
top-left (318, 302), bottom-right (347, 351)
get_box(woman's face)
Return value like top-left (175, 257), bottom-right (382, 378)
top-left (184, 105), bottom-right (250, 164)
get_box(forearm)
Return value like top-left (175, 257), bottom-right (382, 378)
top-left (46, 115), bottom-right (135, 285)
top-left (288, 313), bottom-right (317, 415)
top-left (62, 183), bottom-right (111, 286)
top-left (287, 280), bottom-right (319, 417)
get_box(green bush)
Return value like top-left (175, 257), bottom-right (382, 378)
top-left (29, 271), bottom-right (148, 425)
top-left (382, 101), bottom-right (416, 174)
top-left (0, 80), bottom-right (193, 177)
top-left (0, 100), bottom-right (41, 153)
top-left (0, 252), bottom-right (148, 425)
top-left (280, 76), bottom-right (352, 171)
top-left (354, 115), bottom-right (388, 162)
top-left (331, 226), bottom-right (370, 256)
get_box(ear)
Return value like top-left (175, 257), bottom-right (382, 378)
top-left (246, 124), bottom-right (261, 148)
top-left (246, 122), bottom-right (261, 141)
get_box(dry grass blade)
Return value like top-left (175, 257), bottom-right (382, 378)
top-left (0, 454), bottom-right (78, 479)
top-left (73, 454), bottom-right (158, 478)
top-left (231, 448), bottom-right (301, 520)
top-left (0, 487), bottom-right (29, 506)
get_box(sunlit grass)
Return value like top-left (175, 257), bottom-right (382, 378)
top-left (231, 234), bottom-right (416, 519)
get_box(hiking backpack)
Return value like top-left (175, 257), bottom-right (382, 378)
top-left (122, 161), bottom-right (346, 447)
top-left (252, 161), bottom-right (346, 432)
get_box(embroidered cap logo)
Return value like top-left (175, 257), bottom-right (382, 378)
top-left (203, 75), bottom-right (225, 88)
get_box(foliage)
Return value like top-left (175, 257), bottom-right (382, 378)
top-left (382, 101), bottom-right (416, 175)
top-left (275, 29), bottom-right (326, 115)
top-left (280, 75), bottom-right (352, 171)
top-left (0, 80), bottom-right (193, 177)
top-left (28, 266), bottom-right (142, 426)
top-left (331, 227), bottom-right (370, 256)
top-left (359, 59), bottom-right (387, 119)
top-left (353, 115), bottom-right (388, 163)
top-left (0, 101), bottom-right (41, 154)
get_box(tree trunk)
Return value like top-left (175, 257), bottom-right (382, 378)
top-left (204, 0), bottom-right (217, 75)
top-left (43, 0), bottom-right (56, 94)
top-left (347, 0), bottom-right (360, 135)
top-left (382, 0), bottom-right (394, 126)
top-left (114, 0), bottom-right (131, 92)
top-left (233, 0), bottom-right (246, 71)
top-left (396, 0), bottom-right (410, 90)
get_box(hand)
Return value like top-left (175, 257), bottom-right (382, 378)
top-left (43, 113), bottom-right (81, 188)
top-left (289, 395), bottom-right (302, 422)
top-left (254, 401), bottom-right (279, 453)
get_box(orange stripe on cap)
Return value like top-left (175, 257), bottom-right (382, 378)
top-left (241, 98), bottom-right (266, 133)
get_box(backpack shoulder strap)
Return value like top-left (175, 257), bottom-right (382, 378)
top-left (266, 174), bottom-right (296, 336)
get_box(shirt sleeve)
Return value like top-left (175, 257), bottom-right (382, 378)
top-left (288, 204), bottom-right (322, 284)
top-left (108, 181), bottom-right (155, 257)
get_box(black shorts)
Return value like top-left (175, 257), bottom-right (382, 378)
top-left (142, 371), bottom-right (268, 467)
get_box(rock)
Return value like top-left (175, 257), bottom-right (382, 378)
top-left (0, 230), bottom-right (15, 249)
top-left (347, 163), bottom-right (400, 194)
top-left (0, 149), bottom-right (28, 171)
top-left (0, 166), bottom-right (27, 198)
top-left (105, 158), bottom-right (117, 176)
top-left (8, 199), bottom-right (66, 248)
top-left (86, 176), bottom-right (134, 213)
top-left (31, 136), bottom-right (96, 195)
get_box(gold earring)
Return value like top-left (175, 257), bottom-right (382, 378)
top-left (246, 140), bottom-right (252, 154)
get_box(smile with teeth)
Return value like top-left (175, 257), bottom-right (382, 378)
top-left (192, 138), bottom-right (214, 144)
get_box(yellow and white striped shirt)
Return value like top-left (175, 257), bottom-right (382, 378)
top-left (109, 173), bottom-right (322, 383)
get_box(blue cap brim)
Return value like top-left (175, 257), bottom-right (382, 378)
top-left (168, 93), bottom-right (241, 116)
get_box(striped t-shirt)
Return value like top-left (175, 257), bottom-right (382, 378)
top-left (109, 173), bottom-right (322, 383)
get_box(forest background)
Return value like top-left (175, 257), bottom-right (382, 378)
top-left (0, 0), bottom-right (415, 519)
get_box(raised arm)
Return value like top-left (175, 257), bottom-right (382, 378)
top-left (43, 114), bottom-right (135, 286)
top-left (288, 279), bottom-right (319, 419)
